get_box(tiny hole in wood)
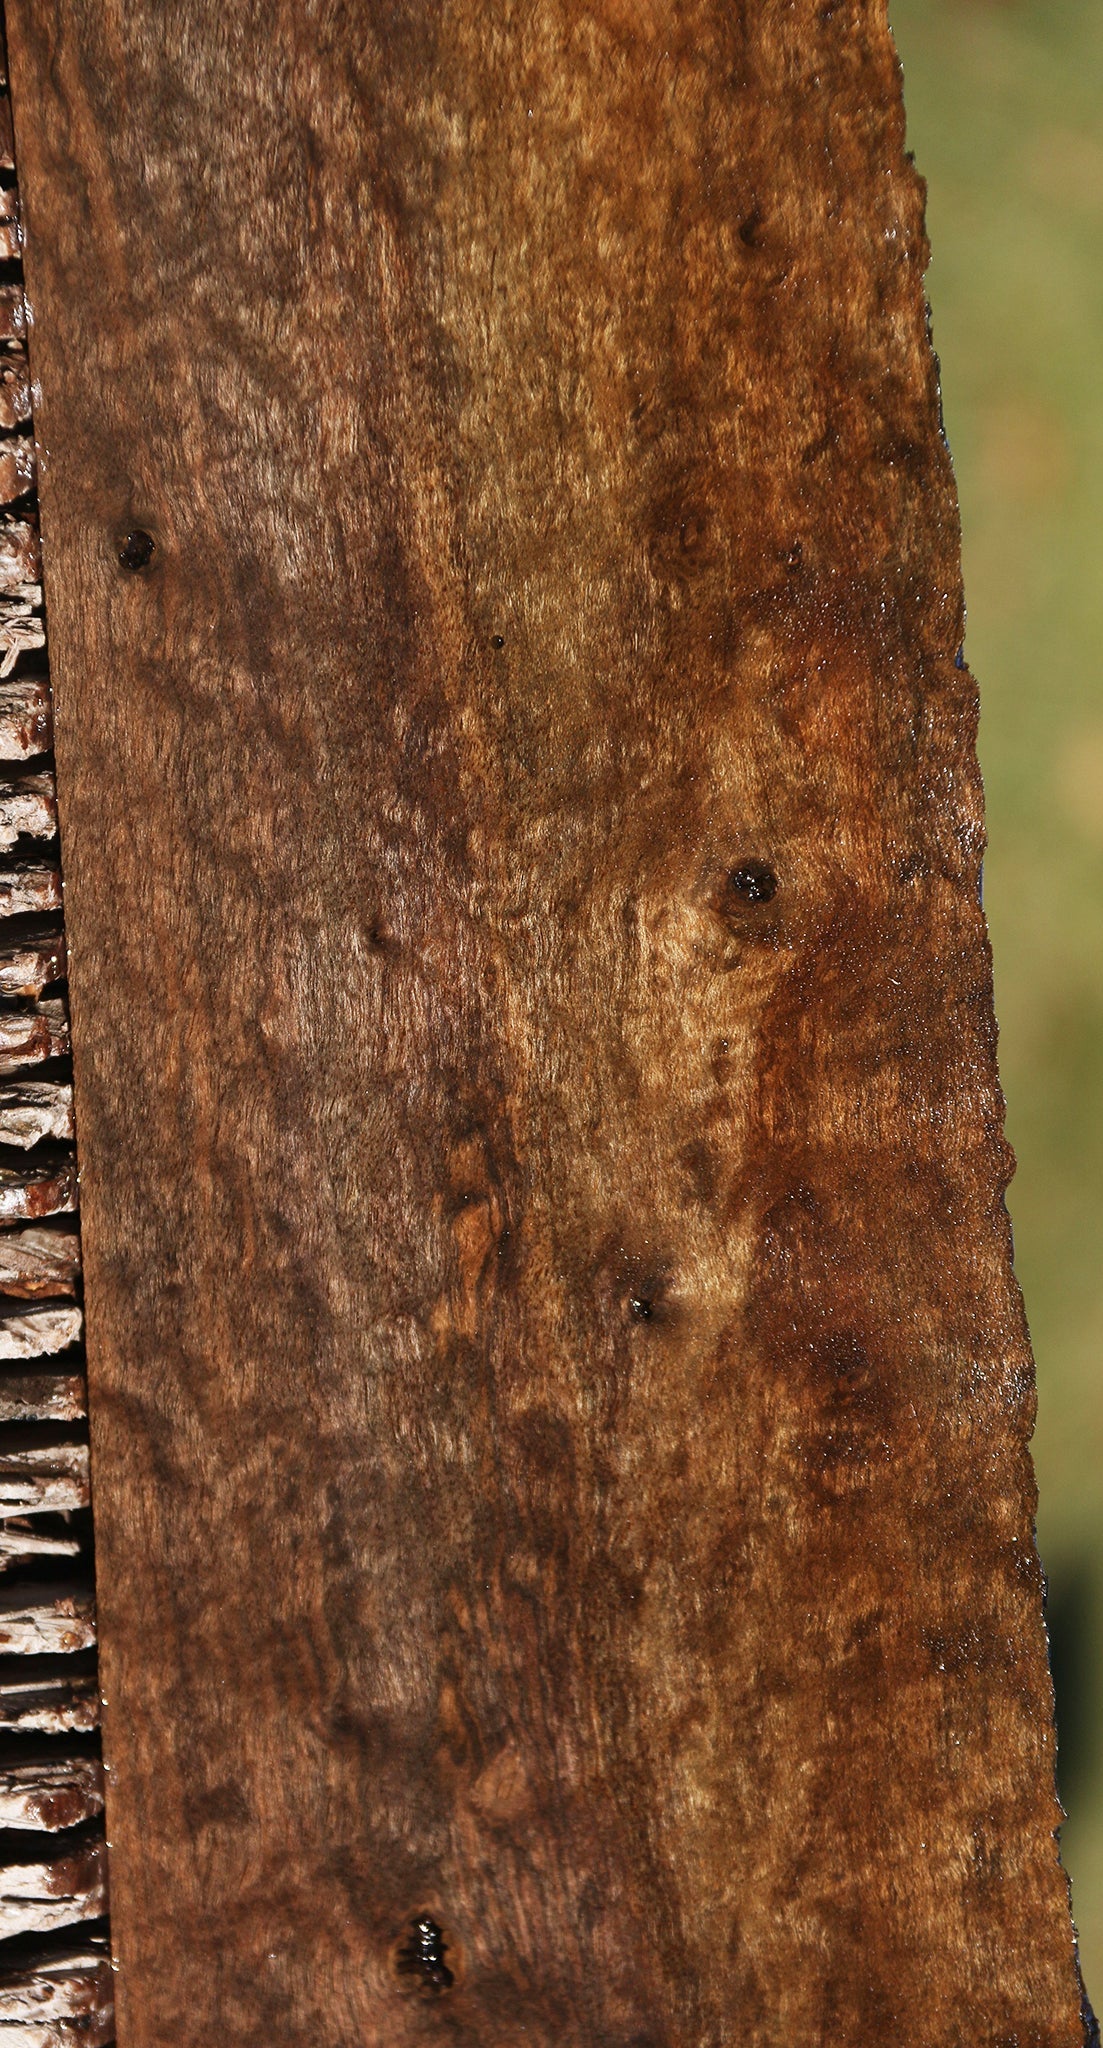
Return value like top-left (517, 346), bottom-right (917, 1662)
top-left (726, 860), bottom-right (778, 905)
top-left (118, 529), bottom-right (156, 572)
top-left (738, 203), bottom-right (765, 247)
top-left (395, 1914), bottom-right (454, 1994)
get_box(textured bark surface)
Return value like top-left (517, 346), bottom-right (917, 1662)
top-left (0, 29), bottom-right (111, 2028)
top-left (2, 1), bottom-right (1090, 2043)
top-left (0, 1944), bottom-right (114, 2045)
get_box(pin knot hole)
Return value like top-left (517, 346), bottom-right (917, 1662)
top-left (396, 1914), bottom-right (454, 1994)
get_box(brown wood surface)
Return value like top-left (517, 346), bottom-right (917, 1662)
top-left (2, 2), bottom-right (1090, 2043)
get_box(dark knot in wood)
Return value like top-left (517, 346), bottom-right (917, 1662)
top-left (395, 1913), bottom-right (454, 1994)
top-left (117, 529), bottom-right (156, 571)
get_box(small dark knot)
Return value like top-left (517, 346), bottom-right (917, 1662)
top-left (118, 529), bottom-right (156, 572)
top-left (726, 860), bottom-right (777, 905)
top-left (396, 1914), bottom-right (454, 1993)
top-left (738, 203), bottom-right (765, 248)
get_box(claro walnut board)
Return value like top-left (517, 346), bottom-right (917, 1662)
top-left (1, 1), bottom-right (1091, 2043)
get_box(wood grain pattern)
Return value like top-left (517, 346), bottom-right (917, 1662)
top-left (3, 1), bottom-right (1090, 2042)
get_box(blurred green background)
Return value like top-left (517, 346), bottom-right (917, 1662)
top-left (890, 0), bottom-right (1103, 1999)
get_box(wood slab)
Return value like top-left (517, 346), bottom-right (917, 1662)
top-left (4, 2), bottom-right (1090, 2044)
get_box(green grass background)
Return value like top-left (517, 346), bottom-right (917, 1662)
top-left (890, 0), bottom-right (1103, 1997)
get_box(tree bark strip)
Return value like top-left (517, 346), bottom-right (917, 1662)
top-left (0, 148), bottom-right (100, 1974)
top-left (2, 1), bottom-right (1089, 2043)
top-left (0, 1944), bottom-right (115, 2048)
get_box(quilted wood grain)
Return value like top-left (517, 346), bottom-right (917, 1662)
top-left (4, 1), bottom-right (1089, 2044)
